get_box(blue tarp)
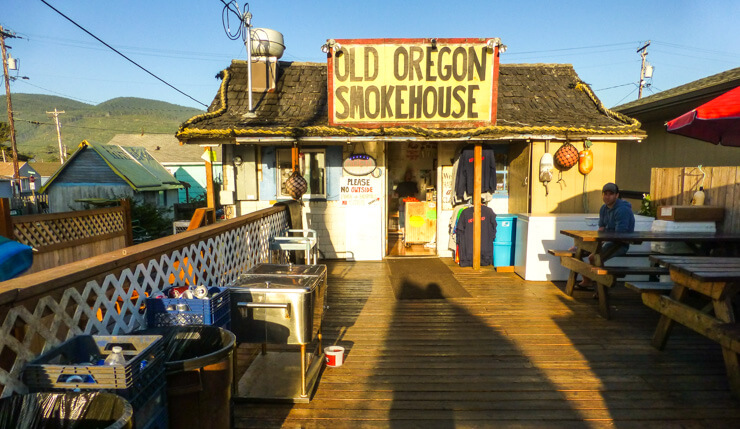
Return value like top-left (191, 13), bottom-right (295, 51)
top-left (0, 236), bottom-right (33, 281)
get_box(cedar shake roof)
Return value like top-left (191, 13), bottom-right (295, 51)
top-left (177, 60), bottom-right (643, 140)
top-left (499, 64), bottom-right (623, 129)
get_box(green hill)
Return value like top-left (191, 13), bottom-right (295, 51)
top-left (1, 94), bottom-right (204, 161)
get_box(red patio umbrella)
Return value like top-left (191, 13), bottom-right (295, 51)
top-left (666, 85), bottom-right (740, 146)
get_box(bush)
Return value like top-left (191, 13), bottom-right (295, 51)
top-left (129, 199), bottom-right (173, 242)
top-left (638, 194), bottom-right (657, 218)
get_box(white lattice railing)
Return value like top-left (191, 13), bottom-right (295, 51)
top-left (0, 205), bottom-right (290, 398)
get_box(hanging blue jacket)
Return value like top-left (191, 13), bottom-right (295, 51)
top-left (454, 145), bottom-right (497, 198)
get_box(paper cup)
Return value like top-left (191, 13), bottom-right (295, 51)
top-left (324, 346), bottom-right (345, 367)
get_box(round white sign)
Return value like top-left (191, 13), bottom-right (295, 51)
top-left (343, 154), bottom-right (377, 176)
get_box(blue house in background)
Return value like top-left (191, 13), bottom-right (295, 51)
top-left (1, 162), bottom-right (44, 198)
top-left (40, 141), bottom-right (183, 213)
top-left (107, 134), bottom-right (223, 203)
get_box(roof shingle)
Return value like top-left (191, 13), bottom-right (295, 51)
top-left (178, 60), bottom-right (641, 140)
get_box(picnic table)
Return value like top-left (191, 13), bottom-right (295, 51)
top-left (557, 230), bottom-right (740, 319)
top-left (643, 255), bottom-right (740, 398)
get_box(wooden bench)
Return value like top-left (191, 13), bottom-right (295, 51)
top-left (557, 256), bottom-right (667, 284)
top-left (643, 293), bottom-right (740, 354)
top-left (624, 281), bottom-right (675, 293)
top-left (548, 249), bottom-right (654, 258)
top-left (715, 323), bottom-right (740, 355)
top-left (643, 256), bottom-right (740, 398)
top-left (555, 252), bottom-right (669, 319)
top-left (591, 266), bottom-right (668, 276)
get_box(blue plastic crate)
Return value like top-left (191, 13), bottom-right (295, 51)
top-left (211, 312), bottom-right (231, 330)
top-left (146, 287), bottom-right (230, 328)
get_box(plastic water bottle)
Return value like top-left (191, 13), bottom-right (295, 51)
top-left (104, 346), bottom-right (126, 366)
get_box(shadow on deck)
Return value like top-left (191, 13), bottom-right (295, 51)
top-left (233, 258), bottom-right (740, 428)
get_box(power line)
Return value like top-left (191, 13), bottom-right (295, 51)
top-left (595, 83), bottom-right (636, 91)
top-left (11, 78), bottom-right (100, 104)
top-left (613, 87), bottom-right (639, 107)
top-left (38, 0), bottom-right (208, 108)
top-left (643, 48), bottom-right (740, 65)
top-left (16, 117), bottom-right (176, 134)
top-left (505, 41), bottom-right (641, 56)
top-left (19, 33), bottom-right (236, 62)
top-left (652, 40), bottom-right (740, 58)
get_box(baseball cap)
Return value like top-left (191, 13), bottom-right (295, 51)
top-left (602, 182), bottom-right (619, 193)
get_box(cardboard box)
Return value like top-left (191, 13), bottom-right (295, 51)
top-left (657, 205), bottom-right (724, 222)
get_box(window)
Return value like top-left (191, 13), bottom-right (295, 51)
top-left (276, 148), bottom-right (326, 199)
top-left (494, 151), bottom-right (508, 194)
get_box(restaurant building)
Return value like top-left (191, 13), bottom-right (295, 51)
top-left (177, 37), bottom-right (644, 261)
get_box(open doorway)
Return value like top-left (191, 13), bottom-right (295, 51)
top-left (386, 141), bottom-right (438, 257)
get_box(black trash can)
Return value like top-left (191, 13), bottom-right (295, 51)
top-left (135, 326), bottom-right (235, 429)
top-left (0, 391), bottom-right (133, 429)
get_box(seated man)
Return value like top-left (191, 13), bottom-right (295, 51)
top-left (577, 182), bottom-right (636, 289)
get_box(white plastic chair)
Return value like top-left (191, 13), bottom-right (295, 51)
top-left (269, 229), bottom-right (319, 264)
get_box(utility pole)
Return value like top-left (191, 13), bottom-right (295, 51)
top-left (637, 40), bottom-right (651, 99)
top-left (47, 108), bottom-right (67, 164)
top-left (0, 26), bottom-right (20, 196)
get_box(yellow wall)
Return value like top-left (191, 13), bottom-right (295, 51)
top-left (529, 140), bottom-right (617, 214)
top-left (616, 121), bottom-right (740, 193)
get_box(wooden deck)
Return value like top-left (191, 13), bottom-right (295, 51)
top-left (234, 258), bottom-right (740, 427)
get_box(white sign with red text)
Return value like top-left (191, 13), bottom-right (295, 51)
top-left (340, 176), bottom-right (381, 206)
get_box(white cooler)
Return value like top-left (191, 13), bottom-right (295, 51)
top-left (514, 213), bottom-right (654, 281)
top-left (650, 220), bottom-right (716, 254)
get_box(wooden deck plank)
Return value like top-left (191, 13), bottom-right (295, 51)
top-left (233, 259), bottom-right (740, 427)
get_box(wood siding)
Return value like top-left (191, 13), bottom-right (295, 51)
top-left (529, 140), bottom-right (616, 214)
top-left (48, 184), bottom-right (134, 213)
top-left (26, 236), bottom-right (127, 274)
top-left (651, 166), bottom-right (740, 233)
top-left (616, 121), bottom-right (740, 193)
top-left (1, 200), bottom-right (132, 275)
top-left (57, 149), bottom-right (127, 183)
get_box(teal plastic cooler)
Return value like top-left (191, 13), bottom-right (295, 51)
top-left (493, 215), bottom-right (516, 267)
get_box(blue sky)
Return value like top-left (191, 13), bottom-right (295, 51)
top-left (3, 0), bottom-right (739, 110)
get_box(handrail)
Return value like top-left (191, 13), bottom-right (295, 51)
top-left (0, 204), bottom-right (291, 398)
top-left (0, 206), bottom-right (284, 310)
